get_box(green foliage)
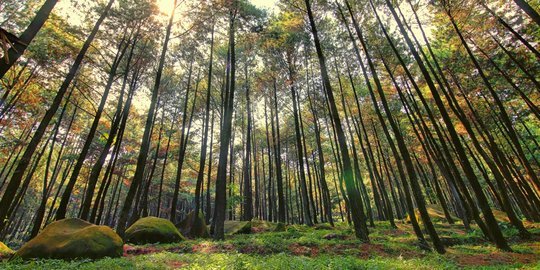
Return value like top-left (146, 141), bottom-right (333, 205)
top-left (2, 222), bottom-right (540, 269)
top-left (227, 183), bottom-right (243, 209)
top-left (0, 253), bottom-right (454, 270)
top-left (273, 222), bottom-right (286, 232)
top-left (27, 14), bottom-right (80, 66)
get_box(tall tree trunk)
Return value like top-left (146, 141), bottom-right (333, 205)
top-left (307, 92), bottom-right (333, 226)
top-left (384, 0), bottom-right (511, 251)
top-left (0, 0), bottom-right (114, 231)
top-left (446, 10), bottom-right (540, 192)
top-left (170, 63), bottom-right (196, 223)
top-left (214, 6), bottom-right (237, 240)
top-left (305, 0), bottom-right (369, 242)
top-left (269, 78), bottom-right (286, 223)
top-left (205, 110), bottom-right (215, 223)
top-left (242, 63), bottom-right (253, 221)
top-left (513, 0), bottom-right (540, 26)
top-left (288, 52), bottom-right (312, 226)
top-left (30, 89), bottom-right (74, 238)
top-left (195, 23), bottom-right (214, 217)
top-left (56, 33), bottom-right (129, 220)
top-left (116, 0), bottom-right (176, 236)
top-left (140, 109), bottom-right (165, 217)
top-left (79, 35), bottom-right (137, 220)
top-left (0, 0), bottom-right (58, 78)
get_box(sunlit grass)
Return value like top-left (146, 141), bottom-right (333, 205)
top-left (1, 221), bottom-right (539, 269)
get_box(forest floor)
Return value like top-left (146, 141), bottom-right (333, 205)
top-left (0, 220), bottom-right (539, 269)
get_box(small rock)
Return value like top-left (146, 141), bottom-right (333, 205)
top-left (323, 233), bottom-right (344, 240)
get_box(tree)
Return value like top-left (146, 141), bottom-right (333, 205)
top-left (0, 0), bottom-right (115, 232)
top-left (213, 1), bottom-right (238, 240)
top-left (0, 0), bottom-right (58, 78)
top-left (304, 0), bottom-right (369, 242)
top-left (194, 23), bottom-right (215, 218)
top-left (116, 0), bottom-right (176, 236)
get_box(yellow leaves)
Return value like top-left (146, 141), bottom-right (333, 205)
top-left (277, 12), bottom-right (303, 32)
top-left (454, 121), bottom-right (467, 135)
top-left (262, 11), bottom-right (305, 51)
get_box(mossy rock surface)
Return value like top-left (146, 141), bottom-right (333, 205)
top-left (250, 220), bottom-right (286, 233)
top-left (250, 220), bottom-right (274, 232)
top-left (406, 204), bottom-right (459, 224)
top-left (14, 218), bottom-right (122, 260)
top-left (224, 221), bottom-right (251, 235)
top-left (176, 211), bottom-right (209, 238)
top-left (0, 241), bottom-right (13, 256)
top-left (125, 216), bottom-right (184, 244)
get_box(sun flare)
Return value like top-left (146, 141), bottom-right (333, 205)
top-left (156, 0), bottom-right (175, 16)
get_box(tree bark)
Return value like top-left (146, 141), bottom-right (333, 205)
top-left (0, 0), bottom-right (114, 232)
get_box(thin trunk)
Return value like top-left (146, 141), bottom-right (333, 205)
top-left (116, 0), bottom-right (176, 236)
top-left (305, 0), bottom-right (368, 241)
top-left (0, 0), bottom-right (58, 78)
top-left (0, 0), bottom-right (114, 231)
top-left (56, 33), bottom-right (129, 220)
top-left (214, 7), bottom-right (237, 240)
top-left (195, 23), bottom-right (214, 217)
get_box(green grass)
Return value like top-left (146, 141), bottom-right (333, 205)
top-left (1, 252), bottom-right (458, 270)
top-left (1, 221), bottom-right (539, 269)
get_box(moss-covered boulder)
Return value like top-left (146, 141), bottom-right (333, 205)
top-left (0, 242), bottom-right (13, 256)
top-left (250, 220), bottom-right (286, 233)
top-left (14, 218), bottom-right (122, 260)
top-left (176, 211), bottom-right (209, 239)
top-left (125, 216), bottom-right (185, 244)
top-left (250, 220), bottom-right (273, 233)
top-left (224, 221), bottom-right (251, 235)
top-left (406, 204), bottom-right (458, 224)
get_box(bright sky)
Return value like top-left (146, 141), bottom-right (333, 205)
top-left (155, 0), bottom-right (279, 16)
top-left (250, 0), bottom-right (279, 11)
top-left (57, 0), bottom-right (280, 22)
